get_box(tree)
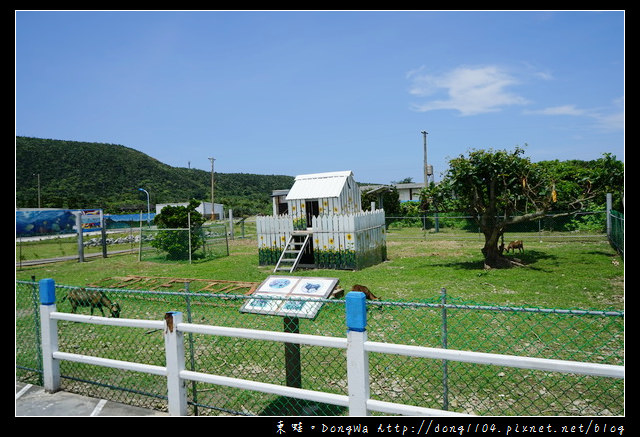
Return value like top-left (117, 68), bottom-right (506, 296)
top-left (424, 147), bottom-right (570, 268)
top-left (361, 186), bottom-right (401, 216)
top-left (152, 200), bottom-right (206, 260)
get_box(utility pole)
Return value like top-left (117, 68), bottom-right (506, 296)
top-left (421, 131), bottom-right (428, 186)
top-left (208, 157), bottom-right (215, 221)
top-left (34, 173), bottom-right (41, 208)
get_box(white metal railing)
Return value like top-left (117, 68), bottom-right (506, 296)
top-left (38, 279), bottom-right (624, 416)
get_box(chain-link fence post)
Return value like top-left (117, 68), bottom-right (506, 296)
top-left (441, 287), bottom-right (449, 411)
top-left (29, 276), bottom-right (44, 386)
top-left (183, 282), bottom-right (199, 415)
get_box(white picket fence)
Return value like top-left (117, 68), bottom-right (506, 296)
top-left (257, 213), bottom-right (295, 252)
top-left (257, 210), bottom-right (386, 269)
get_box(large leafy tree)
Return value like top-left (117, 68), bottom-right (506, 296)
top-left (423, 147), bottom-right (622, 269)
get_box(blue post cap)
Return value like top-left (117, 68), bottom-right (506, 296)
top-left (346, 291), bottom-right (367, 332)
top-left (39, 278), bottom-right (56, 305)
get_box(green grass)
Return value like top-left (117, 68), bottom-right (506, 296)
top-left (16, 230), bottom-right (624, 416)
top-left (17, 230), bottom-right (624, 310)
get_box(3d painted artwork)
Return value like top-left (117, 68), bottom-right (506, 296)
top-left (240, 275), bottom-right (339, 319)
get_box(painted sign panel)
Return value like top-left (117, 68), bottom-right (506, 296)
top-left (240, 275), bottom-right (339, 319)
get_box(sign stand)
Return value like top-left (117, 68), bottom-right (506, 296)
top-left (283, 316), bottom-right (302, 388)
top-left (240, 276), bottom-right (339, 397)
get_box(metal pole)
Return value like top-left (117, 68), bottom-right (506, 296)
top-left (138, 212), bottom-right (143, 262)
top-left (30, 276), bottom-right (44, 386)
top-left (421, 131), bottom-right (428, 187)
top-left (441, 287), bottom-right (449, 411)
top-left (188, 212), bottom-right (192, 264)
top-left (606, 193), bottom-right (612, 238)
top-left (208, 157), bottom-right (215, 221)
top-left (74, 211), bottom-right (84, 263)
top-left (36, 173), bottom-right (41, 208)
top-left (101, 210), bottom-right (108, 258)
top-left (138, 188), bottom-right (150, 227)
top-left (184, 282), bottom-right (198, 416)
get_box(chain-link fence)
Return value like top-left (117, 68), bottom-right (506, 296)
top-left (139, 223), bottom-right (229, 263)
top-left (609, 210), bottom-right (624, 257)
top-left (16, 279), bottom-right (623, 416)
top-left (16, 223), bottom-right (229, 267)
top-left (384, 211), bottom-right (607, 240)
top-left (16, 228), bottom-right (141, 267)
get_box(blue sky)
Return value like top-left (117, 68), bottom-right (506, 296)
top-left (16, 10), bottom-right (624, 185)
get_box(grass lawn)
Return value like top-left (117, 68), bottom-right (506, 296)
top-left (16, 230), bottom-right (624, 311)
top-left (16, 230), bottom-right (624, 416)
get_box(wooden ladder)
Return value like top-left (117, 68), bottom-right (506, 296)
top-left (274, 233), bottom-right (310, 273)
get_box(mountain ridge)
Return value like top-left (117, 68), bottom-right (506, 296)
top-left (16, 136), bottom-right (295, 216)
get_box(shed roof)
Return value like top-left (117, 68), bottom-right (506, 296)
top-left (285, 171), bottom-right (354, 201)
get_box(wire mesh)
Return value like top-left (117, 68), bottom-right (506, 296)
top-left (609, 210), bottom-right (624, 257)
top-left (16, 280), bottom-right (623, 416)
top-left (384, 211), bottom-right (608, 240)
top-left (139, 223), bottom-right (229, 263)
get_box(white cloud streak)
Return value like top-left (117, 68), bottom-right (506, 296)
top-left (525, 98), bottom-right (624, 132)
top-left (525, 105), bottom-right (587, 116)
top-left (407, 65), bottom-right (529, 116)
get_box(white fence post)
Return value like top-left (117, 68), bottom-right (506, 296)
top-left (39, 278), bottom-right (61, 393)
top-left (345, 291), bottom-right (370, 416)
top-left (164, 311), bottom-right (187, 416)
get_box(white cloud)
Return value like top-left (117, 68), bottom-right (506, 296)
top-left (524, 105), bottom-right (587, 116)
top-left (524, 98), bottom-right (624, 132)
top-left (593, 110), bottom-right (623, 131)
top-left (407, 65), bottom-right (529, 116)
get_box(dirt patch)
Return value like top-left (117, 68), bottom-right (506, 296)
top-left (87, 275), bottom-right (259, 294)
top-left (387, 239), bottom-right (469, 259)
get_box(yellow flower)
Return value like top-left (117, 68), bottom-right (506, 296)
top-left (346, 234), bottom-right (352, 240)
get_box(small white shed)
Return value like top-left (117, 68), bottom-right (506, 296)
top-left (284, 171), bottom-right (362, 229)
top-left (258, 170), bottom-right (385, 271)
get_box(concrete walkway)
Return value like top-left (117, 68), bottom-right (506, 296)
top-left (15, 382), bottom-right (167, 416)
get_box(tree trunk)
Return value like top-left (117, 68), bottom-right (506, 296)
top-left (481, 226), bottom-right (510, 269)
top-left (482, 233), bottom-right (500, 269)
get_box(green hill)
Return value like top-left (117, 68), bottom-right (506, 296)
top-left (15, 136), bottom-right (294, 216)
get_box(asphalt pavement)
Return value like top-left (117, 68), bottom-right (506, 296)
top-left (15, 381), bottom-right (168, 416)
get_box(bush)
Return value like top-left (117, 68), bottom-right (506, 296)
top-left (151, 200), bottom-right (206, 260)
